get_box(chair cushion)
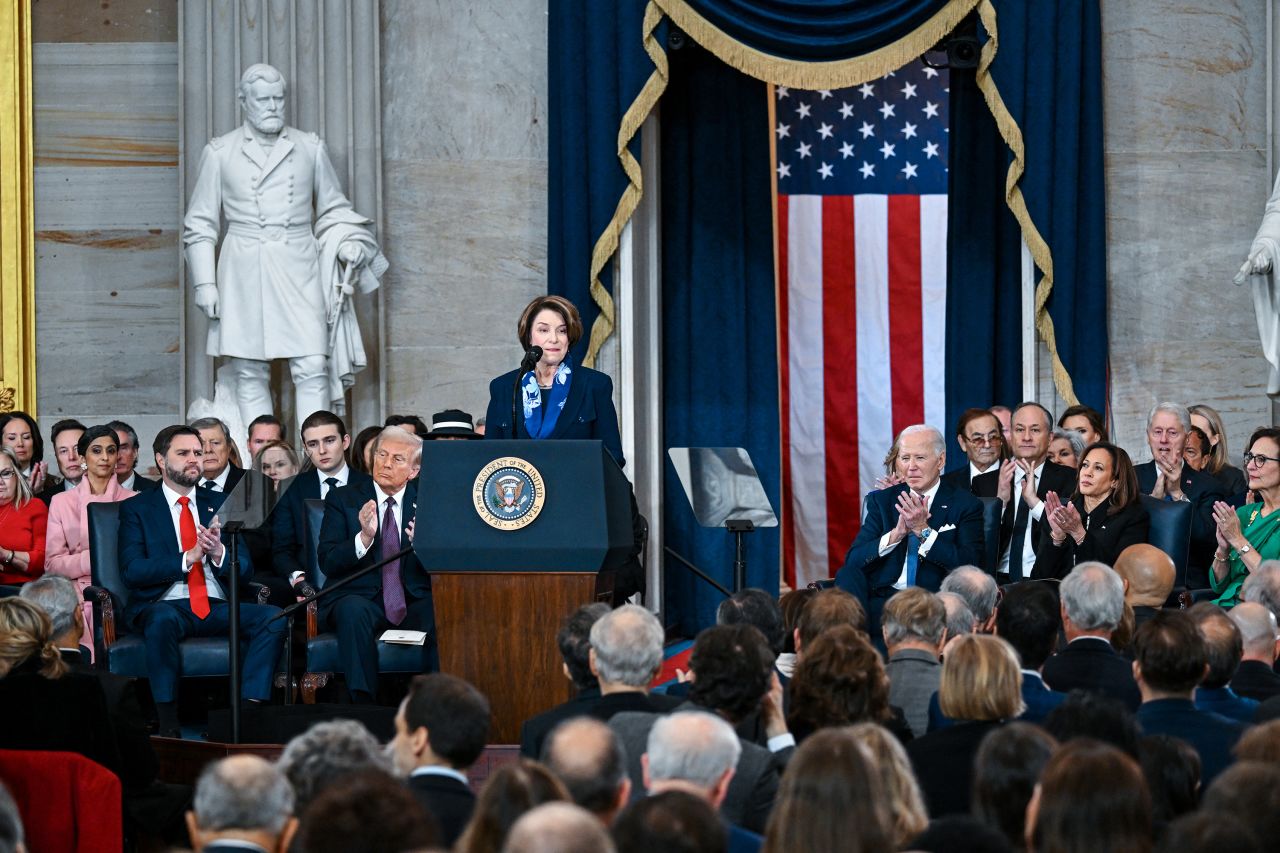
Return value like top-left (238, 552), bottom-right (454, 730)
top-left (108, 637), bottom-right (258, 680)
top-left (305, 632), bottom-right (432, 674)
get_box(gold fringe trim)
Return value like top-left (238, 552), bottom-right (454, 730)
top-left (653, 0), bottom-right (980, 88)
top-left (973, 0), bottom-right (1079, 405)
top-left (583, 2), bottom-right (670, 368)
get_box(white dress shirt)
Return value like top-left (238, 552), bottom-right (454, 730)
top-left (158, 482), bottom-right (226, 602)
top-left (969, 461), bottom-right (998, 481)
top-left (120, 471), bottom-right (138, 491)
top-left (200, 465), bottom-right (232, 492)
top-left (409, 765), bottom-right (470, 785)
top-left (877, 479), bottom-right (943, 588)
top-left (353, 482), bottom-right (409, 559)
top-left (318, 463), bottom-right (350, 499)
top-left (999, 460), bottom-right (1046, 577)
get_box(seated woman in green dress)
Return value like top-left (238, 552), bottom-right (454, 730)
top-left (1210, 427), bottom-right (1280, 607)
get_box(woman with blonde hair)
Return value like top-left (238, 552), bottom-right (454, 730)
top-left (907, 634), bottom-right (1025, 817)
top-left (0, 446), bottom-right (47, 587)
top-left (846, 722), bottom-right (928, 846)
top-left (1189, 403), bottom-right (1247, 495)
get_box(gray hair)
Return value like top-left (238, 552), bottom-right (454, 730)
top-left (277, 719), bottom-right (390, 812)
top-left (239, 63), bottom-right (286, 97)
top-left (189, 416), bottom-right (231, 443)
top-left (503, 802), bottom-right (616, 853)
top-left (589, 604), bottom-right (664, 687)
top-left (646, 711), bottom-right (741, 790)
top-left (1146, 402), bottom-right (1190, 433)
top-left (937, 592), bottom-right (977, 638)
top-left (1243, 561), bottom-right (1280, 619)
top-left (1060, 561), bottom-right (1125, 632)
top-left (372, 425), bottom-right (423, 467)
top-left (1228, 602), bottom-right (1279, 654)
top-left (939, 567), bottom-right (999, 624)
top-left (881, 589), bottom-right (946, 646)
top-left (898, 424), bottom-right (945, 456)
top-left (105, 419), bottom-right (140, 450)
top-left (19, 575), bottom-right (81, 640)
top-left (193, 755), bottom-right (294, 834)
top-left (1050, 427), bottom-right (1086, 460)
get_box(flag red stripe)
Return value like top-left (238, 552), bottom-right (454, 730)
top-left (777, 195), bottom-right (796, 589)
top-left (887, 195), bottom-right (924, 434)
top-left (821, 196), bottom-right (859, 576)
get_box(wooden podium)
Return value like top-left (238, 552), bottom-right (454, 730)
top-left (415, 440), bottom-right (632, 743)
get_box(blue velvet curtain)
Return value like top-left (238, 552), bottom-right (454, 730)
top-left (661, 43), bottom-right (779, 635)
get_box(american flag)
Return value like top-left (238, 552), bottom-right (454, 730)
top-left (776, 60), bottom-right (950, 589)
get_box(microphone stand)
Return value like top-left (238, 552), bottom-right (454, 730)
top-left (511, 348), bottom-right (541, 437)
top-left (222, 520), bottom-right (244, 744)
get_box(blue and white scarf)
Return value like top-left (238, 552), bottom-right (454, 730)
top-left (521, 358), bottom-right (572, 439)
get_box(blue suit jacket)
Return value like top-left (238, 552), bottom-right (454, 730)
top-left (836, 481), bottom-right (985, 604)
top-left (1136, 698), bottom-right (1243, 785)
top-left (317, 479), bottom-right (429, 605)
top-left (271, 468), bottom-right (373, 582)
top-left (117, 485), bottom-right (254, 622)
top-left (484, 365), bottom-right (625, 467)
top-left (1195, 685), bottom-right (1259, 725)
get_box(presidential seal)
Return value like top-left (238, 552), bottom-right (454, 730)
top-left (473, 456), bottom-right (547, 530)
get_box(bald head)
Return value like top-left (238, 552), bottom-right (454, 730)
top-left (1229, 602), bottom-right (1280, 662)
top-left (503, 802), bottom-right (616, 853)
top-left (543, 718), bottom-right (629, 820)
top-left (1114, 544), bottom-right (1175, 607)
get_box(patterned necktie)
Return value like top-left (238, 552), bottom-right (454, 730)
top-left (380, 497), bottom-right (407, 625)
top-left (177, 496), bottom-right (210, 619)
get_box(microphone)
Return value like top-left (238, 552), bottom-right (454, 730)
top-left (520, 346), bottom-right (543, 372)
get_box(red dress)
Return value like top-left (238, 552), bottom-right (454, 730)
top-left (0, 497), bottom-right (47, 585)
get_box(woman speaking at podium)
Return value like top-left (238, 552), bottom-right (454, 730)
top-left (483, 295), bottom-right (624, 467)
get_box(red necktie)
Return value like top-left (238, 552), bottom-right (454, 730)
top-left (178, 496), bottom-right (210, 619)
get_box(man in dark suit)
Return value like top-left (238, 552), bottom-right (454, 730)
top-left (941, 408), bottom-right (1004, 494)
top-left (189, 416), bottom-right (246, 494)
top-left (35, 418), bottom-right (85, 506)
top-left (390, 673), bottom-right (490, 847)
top-left (109, 419), bottom-right (161, 492)
top-left (271, 410), bottom-right (372, 594)
top-left (1134, 402), bottom-right (1226, 588)
top-left (1228, 602), bottom-right (1280, 701)
top-left (1133, 610), bottom-right (1243, 785)
top-left (994, 581), bottom-right (1068, 722)
top-left (837, 425), bottom-right (985, 633)
top-left (544, 718), bottom-right (632, 825)
top-left (318, 425), bottom-right (432, 703)
top-left (186, 755), bottom-right (298, 853)
top-left (117, 425), bottom-right (286, 736)
top-left (1042, 562), bottom-right (1141, 710)
top-left (972, 402), bottom-right (1077, 583)
top-left (1114, 543), bottom-right (1175, 628)
top-left (1190, 604), bottom-right (1259, 723)
top-left (882, 588), bottom-right (945, 738)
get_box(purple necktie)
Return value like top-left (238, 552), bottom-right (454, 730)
top-left (380, 497), bottom-right (407, 625)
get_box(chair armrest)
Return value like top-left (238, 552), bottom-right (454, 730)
top-left (84, 585), bottom-right (117, 649)
top-left (247, 582), bottom-right (270, 605)
top-left (306, 600), bottom-right (319, 639)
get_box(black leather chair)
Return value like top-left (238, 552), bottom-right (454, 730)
top-left (979, 497), bottom-right (1003, 573)
top-left (84, 500), bottom-right (275, 682)
top-left (1141, 495), bottom-right (1193, 590)
top-left (299, 498), bottom-right (431, 702)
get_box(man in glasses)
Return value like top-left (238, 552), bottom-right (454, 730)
top-left (1134, 401), bottom-right (1226, 589)
top-left (942, 408), bottom-right (1006, 494)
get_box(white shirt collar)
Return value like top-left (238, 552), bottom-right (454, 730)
top-left (120, 472), bottom-right (137, 491)
top-left (913, 479), bottom-right (943, 504)
top-left (409, 766), bottom-right (469, 785)
top-left (373, 482), bottom-right (408, 508)
top-left (160, 481), bottom-right (196, 509)
top-left (203, 466), bottom-right (231, 490)
top-left (318, 463), bottom-right (349, 485)
top-left (969, 460), bottom-right (998, 479)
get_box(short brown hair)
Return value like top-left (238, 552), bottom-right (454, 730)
top-left (516, 295), bottom-right (583, 351)
top-left (938, 634), bottom-right (1025, 721)
top-left (786, 625), bottom-right (891, 736)
top-left (881, 588), bottom-right (945, 647)
top-left (796, 588), bottom-right (867, 650)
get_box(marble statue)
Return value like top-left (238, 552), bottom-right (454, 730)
top-left (183, 63), bottom-right (388, 428)
top-left (1236, 168), bottom-right (1280, 399)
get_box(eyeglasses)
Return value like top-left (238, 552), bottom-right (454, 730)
top-left (1244, 452), bottom-right (1280, 468)
top-left (966, 433), bottom-right (1001, 446)
top-left (0, 470), bottom-right (14, 480)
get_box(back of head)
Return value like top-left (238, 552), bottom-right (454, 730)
top-left (1156, 811), bottom-right (1262, 853)
top-left (1198, 761), bottom-right (1280, 848)
top-left (881, 587), bottom-right (945, 649)
top-left (1043, 690), bottom-right (1141, 758)
top-left (717, 588), bottom-right (785, 655)
top-left (846, 723), bottom-right (928, 846)
top-left (1187, 603), bottom-right (1242, 688)
top-left (1242, 560), bottom-right (1280, 619)
top-left (938, 634), bottom-right (1025, 722)
top-left (940, 567), bottom-right (999, 625)
top-left (762, 728), bottom-right (893, 853)
top-left (403, 673), bottom-right (491, 769)
top-left (938, 591), bottom-right (978, 638)
top-left (779, 588), bottom-right (815, 654)
top-left (613, 790), bottom-right (727, 853)
top-left (1114, 544), bottom-right (1176, 606)
top-left (1031, 739), bottom-right (1152, 853)
top-left (0, 598), bottom-right (66, 679)
top-left (1228, 601), bottom-right (1279, 658)
top-left (1060, 562), bottom-right (1125, 633)
top-left (686, 624), bottom-right (774, 722)
top-left (1234, 718), bottom-right (1280, 763)
top-left (18, 575), bottom-right (80, 643)
top-left (192, 755), bottom-right (294, 837)
top-left (971, 722), bottom-right (1057, 850)
top-left (906, 815), bottom-right (1016, 853)
top-left (543, 717), bottom-right (627, 816)
top-left (277, 719), bottom-right (390, 813)
top-left (1132, 610), bottom-right (1207, 695)
top-left (795, 588), bottom-right (867, 650)
top-left (1137, 734), bottom-right (1200, 826)
top-left (787, 625), bottom-right (890, 734)
top-left (459, 759), bottom-right (568, 853)
top-left (589, 604), bottom-right (664, 688)
top-left (646, 711), bottom-right (741, 790)
top-left (558, 603), bottom-right (610, 691)
top-left (994, 581), bottom-right (1061, 670)
top-left (502, 802), bottom-right (615, 853)
top-left (297, 769), bottom-right (437, 853)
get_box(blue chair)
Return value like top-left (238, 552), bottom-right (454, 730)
top-left (1141, 495), bottom-right (1193, 591)
top-left (979, 497), bottom-right (1003, 574)
top-left (299, 498), bottom-right (432, 702)
top-left (84, 501), bottom-right (275, 684)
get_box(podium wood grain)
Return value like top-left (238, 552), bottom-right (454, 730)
top-left (431, 571), bottom-right (614, 743)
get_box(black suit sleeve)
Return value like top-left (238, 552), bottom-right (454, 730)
top-left (318, 488), bottom-right (365, 581)
top-left (271, 490), bottom-right (307, 580)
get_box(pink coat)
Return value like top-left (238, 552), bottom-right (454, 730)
top-left (45, 477), bottom-right (136, 658)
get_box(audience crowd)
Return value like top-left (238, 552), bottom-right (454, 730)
top-left (1, 399), bottom-right (1280, 852)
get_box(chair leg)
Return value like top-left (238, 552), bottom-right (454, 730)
top-left (301, 672), bottom-right (330, 704)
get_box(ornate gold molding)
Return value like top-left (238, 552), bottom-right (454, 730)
top-left (0, 0), bottom-right (34, 414)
